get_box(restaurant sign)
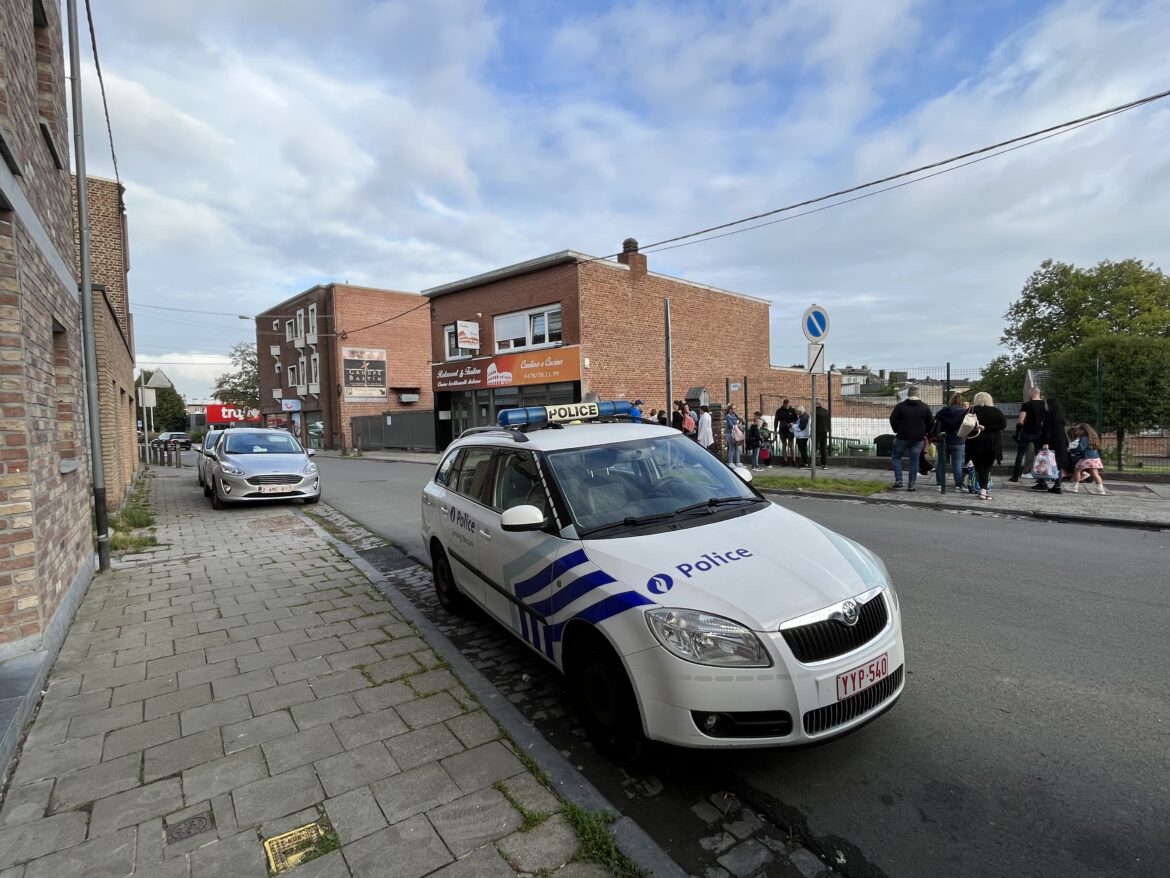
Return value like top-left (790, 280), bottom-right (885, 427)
top-left (433, 346), bottom-right (582, 390)
top-left (342, 347), bottom-right (388, 401)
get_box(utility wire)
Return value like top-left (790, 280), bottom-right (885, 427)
top-left (338, 299), bottom-right (430, 339)
top-left (83, 0), bottom-right (120, 188)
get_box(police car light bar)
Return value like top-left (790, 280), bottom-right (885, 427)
top-left (497, 400), bottom-right (633, 428)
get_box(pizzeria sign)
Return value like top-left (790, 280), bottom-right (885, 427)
top-left (433, 346), bottom-right (582, 390)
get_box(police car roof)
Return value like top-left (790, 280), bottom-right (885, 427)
top-left (459, 421), bottom-right (677, 452)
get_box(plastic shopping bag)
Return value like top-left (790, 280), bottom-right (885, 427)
top-left (1031, 448), bottom-right (1058, 480)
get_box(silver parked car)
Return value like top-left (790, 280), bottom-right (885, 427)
top-left (197, 429), bottom-right (226, 492)
top-left (206, 428), bottom-right (320, 508)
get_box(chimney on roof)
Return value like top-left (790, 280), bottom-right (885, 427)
top-left (617, 237), bottom-right (647, 279)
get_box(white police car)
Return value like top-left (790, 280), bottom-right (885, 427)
top-left (421, 401), bottom-right (904, 755)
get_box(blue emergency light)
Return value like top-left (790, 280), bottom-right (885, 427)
top-left (497, 400), bottom-right (633, 428)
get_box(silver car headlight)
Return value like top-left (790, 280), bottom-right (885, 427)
top-left (645, 608), bottom-right (771, 667)
top-left (303, 463), bottom-right (318, 475)
top-left (220, 462), bottom-right (245, 476)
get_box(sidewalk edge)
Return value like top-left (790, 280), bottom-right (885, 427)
top-left (301, 515), bottom-right (687, 878)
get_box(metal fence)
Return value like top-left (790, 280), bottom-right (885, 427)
top-left (759, 363), bottom-right (1169, 473)
top-left (351, 411), bottom-right (436, 452)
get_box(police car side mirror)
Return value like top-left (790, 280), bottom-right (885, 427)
top-left (500, 505), bottom-right (546, 532)
top-left (732, 465), bottom-right (754, 483)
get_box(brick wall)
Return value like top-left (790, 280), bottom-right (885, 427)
top-left (94, 288), bottom-right (136, 510)
top-left (74, 176), bottom-right (131, 337)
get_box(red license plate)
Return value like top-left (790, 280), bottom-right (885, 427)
top-left (836, 653), bottom-right (889, 701)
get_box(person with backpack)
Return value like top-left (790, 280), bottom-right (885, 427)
top-left (889, 385), bottom-right (933, 491)
top-left (932, 392), bottom-right (970, 492)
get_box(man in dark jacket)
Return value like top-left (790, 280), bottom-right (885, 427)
top-left (774, 400), bottom-right (798, 466)
top-left (889, 386), bottom-right (934, 491)
top-left (1010, 387), bottom-right (1047, 482)
top-left (815, 399), bottom-right (831, 468)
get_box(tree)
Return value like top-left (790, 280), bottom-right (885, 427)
top-left (1045, 336), bottom-right (1170, 469)
top-left (135, 370), bottom-right (188, 433)
top-left (212, 342), bottom-right (260, 410)
top-left (968, 355), bottom-right (1030, 405)
top-left (1001, 259), bottom-right (1170, 361)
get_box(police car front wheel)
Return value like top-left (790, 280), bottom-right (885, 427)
top-left (568, 629), bottom-right (645, 761)
top-left (431, 545), bottom-right (471, 615)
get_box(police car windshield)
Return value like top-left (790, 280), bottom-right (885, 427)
top-left (545, 434), bottom-right (761, 536)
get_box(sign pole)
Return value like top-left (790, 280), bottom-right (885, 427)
top-left (802, 305), bottom-right (831, 484)
top-left (663, 299), bottom-right (672, 417)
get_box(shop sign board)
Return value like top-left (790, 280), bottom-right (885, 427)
top-left (432, 346), bottom-right (582, 391)
top-left (342, 347), bottom-right (388, 401)
top-left (206, 403), bottom-right (260, 422)
top-left (455, 321), bottom-right (480, 349)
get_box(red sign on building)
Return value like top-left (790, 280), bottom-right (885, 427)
top-left (206, 403), bottom-right (261, 424)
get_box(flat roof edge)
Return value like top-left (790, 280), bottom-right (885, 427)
top-left (423, 251), bottom-right (590, 298)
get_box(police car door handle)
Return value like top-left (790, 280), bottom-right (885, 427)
top-left (480, 530), bottom-right (492, 542)
top-left (439, 505), bottom-right (448, 515)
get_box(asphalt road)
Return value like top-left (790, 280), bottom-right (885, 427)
top-left (314, 455), bottom-right (1170, 878)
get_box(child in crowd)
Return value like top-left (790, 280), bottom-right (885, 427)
top-left (1069, 424), bottom-right (1107, 495)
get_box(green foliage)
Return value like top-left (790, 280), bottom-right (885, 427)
top-left (136, 370), bottom-right (188, 432)
top-left (212, 342), bottom-right (260, 410)
top-left (968, 355), bottom-right (1030, 405)
top-left (1002, 258), bottom-right (1170, 361)
top-left (109, 477), bottom-right (158, 553)
top-left (562, 802), bottom-right (645, 877)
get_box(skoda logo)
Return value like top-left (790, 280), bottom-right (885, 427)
top-left (647, 573), bottom-right (674, 595)
top-left (840, 599), bottom-right (859, 626)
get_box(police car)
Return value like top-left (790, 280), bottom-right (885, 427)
top-left (421, 400), bottom-right (904, 754)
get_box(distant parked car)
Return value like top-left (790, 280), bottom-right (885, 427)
top-left (152, 432), bottom-right (193, 450)
top-left (205, 428), bottom-right (320, 509)
top-left (197, 429), bottom-right (226, 490)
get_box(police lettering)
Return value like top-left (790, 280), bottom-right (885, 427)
top-left (545, 402), bottom-right (599, 423)
top-left (449, 507), bottom-right (477, 533)
top-left (675, 548), bottom-right (753, 579)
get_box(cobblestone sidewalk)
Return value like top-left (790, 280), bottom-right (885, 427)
top-left (0, 469), bottom-right (624, 878)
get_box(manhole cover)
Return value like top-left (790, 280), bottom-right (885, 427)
top-left (264, 822), bottom-right (324, 873)
top-left (166, 811), bottom-right (213, 844)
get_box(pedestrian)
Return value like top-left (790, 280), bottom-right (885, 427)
top-left (815, 398), bottom-right (830, 468)
top-left (629, 399), bottom-right (643, 422)
top-left (793, 406), bottom-right (811, 466)
top-left (888, 385), bottom-right (933, 491)
top-left (747, 411), bottom-right (765, 470)
top-left (697, 405), bottom-right (714, 451)
top-left (1069, 424), bottom-right (1107, 494)
top-left (671, 400), bottom-right (685, 432)
top-left (1032, 396), bottom-right (1069, 494)
top-left (932, 392), bottom-right (969, 491)
top-left (682, 403), bottom-right (697, 440)
top-left (646, 407), bottom-right (657, 424)
top-left (1009, 387), bottom-right (1047, 482)
top-left (774, 399), bottom-right (798, 466)
top-left (656, 408), bottom-right (669, 426)
top-left (724, 404), bottom-right (743, 466)
top-left (964, 392), bottom-right (1007, 500)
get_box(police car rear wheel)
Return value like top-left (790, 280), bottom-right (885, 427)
top-left (571, 635), bottom-right (644, 761)
top-left (432, 547), bottom-right (470, 615)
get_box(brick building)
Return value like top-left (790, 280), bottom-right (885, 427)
top-left (73, 174), bottom-right (137, 511)
top-left (255, 284), bottom-right (433, 451)
top-left (0, 0), bottom-right (95, 656)
top-left (424, 240), bottom-right (822, 448)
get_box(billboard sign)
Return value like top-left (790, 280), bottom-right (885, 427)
top-left (342, 347), bottom-right (388, 401)
top-left (206, 403), bottom-right (260, 423)
top-left (455, 321), bottom-right (480, 350)
top-left (433, 346), bottom-right (582, 391)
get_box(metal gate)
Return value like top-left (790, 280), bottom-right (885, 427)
top-left (351, 411), bottom-right (435, 451)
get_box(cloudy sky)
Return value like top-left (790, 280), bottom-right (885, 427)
top-left (73, 0), bottom-right (1170, 401)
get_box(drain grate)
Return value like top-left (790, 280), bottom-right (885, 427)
top-left (263, 822), bottom-right (324, 873)
top-left (165, 811), bottom-right (213, 844)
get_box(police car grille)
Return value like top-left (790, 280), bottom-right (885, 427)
top-left (781, 593), bottom-right (888, 663)
top-left (802, 665), bottom-right (903, 736)
top-left (246, 474), bottom-right (301, 486)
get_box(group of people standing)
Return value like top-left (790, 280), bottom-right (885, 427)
top-left (772, 399), bottom-right (831, 468)
top-left (888, 385), bottom-right (1107, 497)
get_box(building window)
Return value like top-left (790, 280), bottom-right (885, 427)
top-left (494, 305), bottom-right (562, 352)
top-left (310, 353), bottom-right (320, 385)
top-left (53, 320), bottom-right (77, 460)
top-left (295, 309), bottom-right (304, 340)
top-left (444, 324), bottom-right (470, 360)
top-left (298, 355), bottom-right (306, 385)
top-left (285, 320), bottom-right (294, 341)
top-left (308, 304), bottom-right (317, 336)
top-left (287, 365), bottom-right (297, 387)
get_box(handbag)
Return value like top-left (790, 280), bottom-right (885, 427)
top-left (957, 411), bottom-right (981, 439)
top-left (1031, 448), bottom-right (1058, 480)
top-left (732, 423), bottom-right (745, 444)
top-left (924, 442), bottom-right (936, 462)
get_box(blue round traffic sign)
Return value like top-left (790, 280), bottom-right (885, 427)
top-left (802, 305), bottom-right (830, 342)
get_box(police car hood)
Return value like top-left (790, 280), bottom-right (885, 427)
top-left (580, 507), bottom-right (885, 631)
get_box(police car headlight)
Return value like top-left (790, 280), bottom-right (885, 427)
top-left (645, 609), bottom-right (771, 668)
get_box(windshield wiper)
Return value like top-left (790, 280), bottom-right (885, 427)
top-left (675, 496), bottom-right (760, 515)
top-left (578, 511), bottom-right (679, 537)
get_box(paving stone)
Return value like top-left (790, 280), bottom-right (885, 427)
top-left (307, 622), bottom-right (356, 641)
top-left (289, 638), bottom-right (346, 661)
top-left (427, 787), bottom-right (522, 857)
top-left (788, 847), bottom-right (831, 878)
top-left (717, 839), bottom-right (774, 877)
top-left (144, 684), bottom-right (212, 721)
top-left (444, 711), bottom-right (500, 749)
top-left (66, 702), bottom-right (143, 741)
top-left (551, 864), bottom-right (614, 878)
top-left (50, 753), bottom-right (141, 810)
top-left (102, 714), bottom-right (180, 761)
top-left (408, 669), bottom-right (459, 695)
top-left (221, 710), bottom-right (297, 754)
top-left (173, 632), bottom-right (229, 655)
top-left (90, 780), bottom-right (183, 837)
top-left (144, 729), bottom-right (225, 783)
top-left (307, 669), bottom-right (368, 698)
top-left (352, 681), bottom-right (413, 712)
top-left (182, 747), bottom-right (269, 802)
top-left (323, 786), bottom-right (385, 845)
top-left (259, 806), bottom-right (319, 840)
top-left (189, 829), bottom-right (267, 878)
top-left (280, 849), bottom-right (349, 878)
top-left (22, 826), bottom-right (136, 878)
top-left (36, 689), bottom-right (110, 723)
top-left (232, 766), bottom-right (325, 828)
top-left (236, 647), bottom-right (293, 673)
top-left (109, 675), bottom-right (178, 707)
top-left (440, 741), bottom-right (524, 794)
top-left (373, 637), bottom-right (427, 660)
top-left (243, 607), bottom-right (293, 625)
top-left (273, 657), bottom-right (332, 685)
top-left (350, 613), bottom-right (398, 632)
top-left (341, 814), bottom-right (451, 878)
top-left (255, 629), bottom-right (309, 651)
top-left (146, 651), bottom-right (206, 678)
top-left (331, 707), bottom-right (408, 750)
top-left (290, 693), bottom-right (359, 730)
top-left (13, 733), bottom-right (105, 785)
top-left (0, 781), bottom-right (53, 828)
top-left (339, 629), bottom-right (386, 650)
top-left (248, 680), bottom-right (315, 715)
top-left (81, 662), bottom-right (147, 693)
top-left (384, 724), bottom-right (465, 771)
top-left (726, 808), bottom-right (765, 839)
top-left (211, 668), bottom-right (275, 701)
top-left (179, 695), bottom-right (252, 736)
top-left (501, 772), bottom-right (561, 816)
top-left (177, 660), bottom-right (238, 689)
top-left (497, 812), bottom-right (579, 872)
top-left (363, 655), bottom-right (419, 684)
top-left (210, 793), bottom-right (237, 838)
top-left (396, 692), bottom-right (465, 730)
top-left (0, 813), bottom-right (89, 870)
top-left (315, 742), bottom-right (400, 798)
top-left (370, 763), bottom-right (461, 824)
top-left (204, 639), bottom-right (260, 664)
top-left (692, 801), bottom-right (723, 824)
top-left (132, 858), bottom-right (190, 878)
top-left (264, 724), bottom-right (343, 774)
top-left (427, 845), bottom-right (516, 878)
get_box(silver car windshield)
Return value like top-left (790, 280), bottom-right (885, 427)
top-left (222, 433), bottom-right (303, 455)
top-left (544, 434), bottom-right (760, 534)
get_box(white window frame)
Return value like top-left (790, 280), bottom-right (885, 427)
top-left (309, 353), bottom-right (320, 385)
top-left (295, 309), bottom-right (305, 340)
top-left (307, 304), bottom-right (318, 337)
top-left (298, 355), bottom-right (307, 383)
top-left (285, 320), bottom-right (294, 341)
top-left (287, 365), bottom-right (297, 387)
top-left (444, 324), bottom-right (471, 361)
top-left (493, 304), bottom-right (562, 353)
